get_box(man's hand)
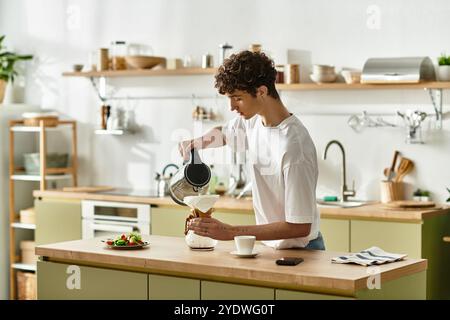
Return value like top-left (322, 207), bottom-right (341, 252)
top-left (188, 217), bottom-right (234, 240)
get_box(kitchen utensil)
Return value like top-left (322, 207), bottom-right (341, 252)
top-left (384, 200), bottom-right (436, 208)
top-left (394, 157), bottom-right (414, 182)
top-left (387, 150), bottom-right (400, 181)
top-left (218, 42), bottom-right (233, 65)
top-left (155, 163), bottom-right (179, 197)
top-left (310, 73), bottom-right (337, 83)
top-left (383, 167), bottom-right (394, 180)
top-left (380, 181), bottom-right (404, 203)
top-left (168, 148), bottom-right (211, 206)
top-left (341, 70), bottom-right (362, 84)
top-left (124, 56), bottom-right (166, 69)
top-left (183, 195), bottom-right (219, 250)
top-left (397, 110), bottom-right (427, 144)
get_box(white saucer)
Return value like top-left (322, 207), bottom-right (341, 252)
top-left (190, 247), bottom-right (215, 251)
top-left (230, 250), bottom-right (259, 258)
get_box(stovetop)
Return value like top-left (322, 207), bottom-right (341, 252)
top-left (97, 188), bottom-right (160, 198)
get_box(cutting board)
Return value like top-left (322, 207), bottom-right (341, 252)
top-left (383, 200), bottom-right (437, 209)
top-left (62, 186), bottom-right (115, 193)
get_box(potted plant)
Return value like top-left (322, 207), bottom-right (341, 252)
top-left (0, 35), bottom-right (33, 103)
top-left (437, 53), bottom-right (450, 81)
top-left (413, 188), bottom-right (431, 202)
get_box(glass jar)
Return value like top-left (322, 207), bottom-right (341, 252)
top-left (275, 65), bottom-right (284, 83)
top-left (111, 41), bottom-right (128, 70)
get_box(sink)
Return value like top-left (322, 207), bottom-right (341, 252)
top-left (316, 199), bottom-right (369, 208)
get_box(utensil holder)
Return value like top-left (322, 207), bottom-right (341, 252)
top-left (380, 181), bottom-right (404, 203)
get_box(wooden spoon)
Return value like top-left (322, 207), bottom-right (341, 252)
top-left (394, 158), bottom-right (414, 182)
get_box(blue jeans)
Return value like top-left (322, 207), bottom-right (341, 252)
top-left (305, 232), bottom-right (325, 250)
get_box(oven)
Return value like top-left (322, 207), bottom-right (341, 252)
top-left (81, 200), bottom-right (151, 239)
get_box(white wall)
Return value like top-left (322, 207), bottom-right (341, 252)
top-left (1, 0), bottom-right (449, 196)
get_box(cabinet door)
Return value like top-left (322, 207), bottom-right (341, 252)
top-left (320, 218), bottom-right (350, 252)
top-left (201, 281), bottom-right (274, 300)
top-left (37, 261), bottom-right (147, 300)
top-left (276, 289), bottom-right (352, 300)
top-left (350, 220), bottom-right (422, 258)
top-left (151, 207), bottom-right (188, 237)
top-left (35, 198), bottom-right (82, 246)
top-left (213, 210), bottom-right (255, 226)
top-left (151, 207), bottom-right (255, 237)
top-left (149, 274), bottom-right (200, 300)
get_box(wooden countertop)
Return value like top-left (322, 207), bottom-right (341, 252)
top-left (36, 235), bottom-right (426, 297)
top-left (33, 189), bottom-right (449, 222)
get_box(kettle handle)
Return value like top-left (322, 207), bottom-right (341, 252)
top-left (189, 148), bottom-right (202, 165)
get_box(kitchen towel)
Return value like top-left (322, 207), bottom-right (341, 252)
top-left (331, 246), bottom-right (407, 266)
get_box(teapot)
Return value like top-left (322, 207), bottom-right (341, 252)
top-left (155, 163), bottom-right (179, 197)
top-left (168, 148), bottom-right (211, 205)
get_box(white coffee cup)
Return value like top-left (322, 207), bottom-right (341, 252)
top-left (234, 236), bottom-right (256, 255)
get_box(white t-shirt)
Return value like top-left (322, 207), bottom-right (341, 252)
top-left (222, 114), bottom-right (320, 249)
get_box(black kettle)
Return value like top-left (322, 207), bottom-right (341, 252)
top-left (168, 148), bottom-right (211, 206)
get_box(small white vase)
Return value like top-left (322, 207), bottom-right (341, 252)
top-left (437, 65), bottom-right (450, 81)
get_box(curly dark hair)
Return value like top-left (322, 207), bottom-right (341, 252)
top-left (214, 50), bottom-right (280, 99)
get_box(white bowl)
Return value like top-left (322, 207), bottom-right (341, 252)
top-left (341, 70), bottom-right (361, 84)
top-left (312, 64), bottom-right (335, 75)
top-left (310, 73), bottom-right (337, 83)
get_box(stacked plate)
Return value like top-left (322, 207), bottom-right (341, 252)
top-left (310, 64), bottom-right (337, 83)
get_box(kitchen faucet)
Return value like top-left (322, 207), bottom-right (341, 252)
top-left (323, 140), bottom-right (356, 202)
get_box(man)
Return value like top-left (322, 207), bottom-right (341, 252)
top-left (179, 50), bottom-right (324, 250)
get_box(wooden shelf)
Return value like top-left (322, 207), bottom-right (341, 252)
top-left (276, 81), bottom-right (450, 91)
top-left (11, 173), bottom-right (73, 181)
top-left (11, 263), bottom-right (36, 272)
top-left (11, 222), bottom-right (36, 230)
top-left (62, 67), bottom-right (217, 78)
top-left (11, 125), bottom-right (73, 132)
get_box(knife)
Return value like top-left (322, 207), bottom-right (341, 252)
top-left (387, 150), bottom-right (400, 181)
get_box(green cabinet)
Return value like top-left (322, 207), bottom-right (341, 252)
top-left (149, 274), bottom-right (200, 300)
top-left (201, 281), bottom-right (274, 300)
top-left (320, 218), bottom-right (350, 252)
top-left (35, 198), bottom-right (82, 245)
top-left (151, 207), bottom-right (255, 237)
top-left (350, 216), bottom-right (450, 300)
top-left (276, 289), bottom-right (352, 300)
top-left (350, 220), bottom-right (422, 258)
top-left (37, 261), bottom-right (148, 300)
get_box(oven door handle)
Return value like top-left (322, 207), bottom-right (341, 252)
top-left (90, 222), bottom-right (138, 233)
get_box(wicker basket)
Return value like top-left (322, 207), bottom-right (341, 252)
top-left (16, 271), bottom-right (37, 300)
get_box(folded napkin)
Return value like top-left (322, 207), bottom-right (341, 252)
top-left (332, 246), bottom-right (407, 266)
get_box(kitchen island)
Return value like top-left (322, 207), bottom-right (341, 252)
top-left (33, 190), bottom-right (450, 299)
top-left (36, 235), bottom-right (426, 300)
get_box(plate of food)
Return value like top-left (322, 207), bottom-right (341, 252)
top-left (102, 232), bottom-right (149, 250)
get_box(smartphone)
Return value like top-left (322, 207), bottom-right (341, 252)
top-left (276, 257), bottom-right (304, 266)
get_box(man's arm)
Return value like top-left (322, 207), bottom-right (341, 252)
top-left (188, 217), bottom-right (311, 241)
top-left (179, 126), bottom-right (226, 161)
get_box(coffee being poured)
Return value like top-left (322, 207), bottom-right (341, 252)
top-left (184, 195), bottom-right (220, 249)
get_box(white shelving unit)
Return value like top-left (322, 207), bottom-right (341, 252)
top-left (11, 174), bottom-right (73, 181)
top-left (11, 263), bottom-right (37, 272)
top-left (11, 222), bottom-right (36, 230)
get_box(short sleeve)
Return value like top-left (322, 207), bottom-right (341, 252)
top-left (283, 162), bottom-right (317, 224)
top-left (222, 117), bottom-right (248, 152)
